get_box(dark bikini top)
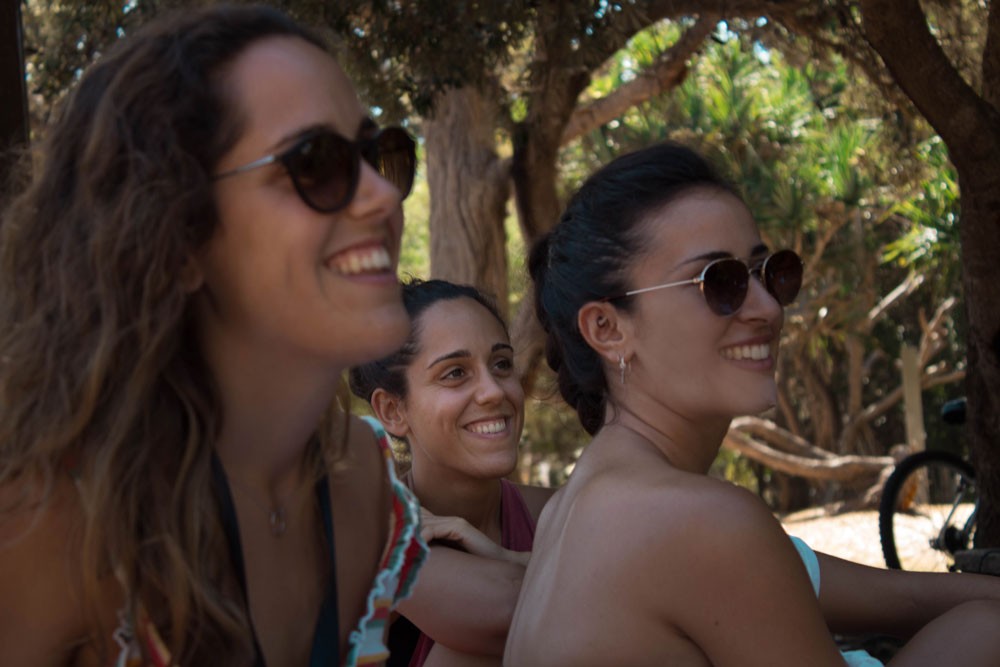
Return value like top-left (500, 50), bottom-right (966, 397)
top-left (211, 453), bottom-right (340, 667)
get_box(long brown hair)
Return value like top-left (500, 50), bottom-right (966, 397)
top-left (0, 5), bottom-right (334, 663)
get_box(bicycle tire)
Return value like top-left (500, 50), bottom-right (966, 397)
top-left (879, 450), bottom-right (976, 571)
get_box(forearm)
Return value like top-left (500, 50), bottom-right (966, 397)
top-left (397, 545), bottom-right (526, 655)
top-left (817, 551), bottom-right (1000, 637)
top-left (422, 642), bottom-right (502, 667)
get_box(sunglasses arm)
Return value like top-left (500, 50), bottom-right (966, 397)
top-left (214, 153), bottom-right (280, 181)
top-left (624, 277), bottom-right (701, 297)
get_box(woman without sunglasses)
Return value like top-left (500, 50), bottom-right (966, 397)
top-left (350, 279), bottom-right (555, 667)
top-left (0, 5), bottom-right (427, 666)
top-left (504, 142), bottom-right (1000, 666)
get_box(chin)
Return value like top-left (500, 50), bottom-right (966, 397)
top-left (360, 302), bottom-right (411, 360)
top-left (482, 450), bottom-right (520, 479)
top-left (722, 396), bottom-right (778, 419)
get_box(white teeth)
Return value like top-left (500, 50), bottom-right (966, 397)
top-left (334, 246), bottom-right (392, 275)
top-left (469, 419), bottom-right (507, 435)
top-left (721, 344), bottom-right (770, 361)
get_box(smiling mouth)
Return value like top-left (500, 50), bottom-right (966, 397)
top-left (330, 246), bottom-right (393, 275)
top-left (721, 343), bottom-right (771, 361)
top-left (467, 418), bottom-right (508, 435)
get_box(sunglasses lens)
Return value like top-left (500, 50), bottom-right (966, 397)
top-left (285, 132), bottom-right (357, 212)
top-left (703, 259), bottom-right (750, 316)
top-left (366, 127), bottom-right (416, 199)
top-left (764, 250), bottom-right (803, 305)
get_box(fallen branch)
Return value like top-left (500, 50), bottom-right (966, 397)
top-left (723, 429), bottom-right (894, 482)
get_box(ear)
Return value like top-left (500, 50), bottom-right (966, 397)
top-left (179, 254), bottom-right (204, 293)
top-left (370, 387), bottom-right (410, 439)
top-left (577, 300), bottom-right (632, 366)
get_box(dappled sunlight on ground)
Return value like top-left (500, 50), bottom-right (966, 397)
top-left (780, 509), bottom-right (886, 568)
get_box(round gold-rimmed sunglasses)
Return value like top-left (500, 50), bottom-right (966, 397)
top-left (609, 249), bottom-right (803, 316)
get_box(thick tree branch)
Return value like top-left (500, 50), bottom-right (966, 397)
top-left (561, 17), bottom-right (715, 145)
top-left (859, 0), bottom-right (1000, 167)
top-left (723, 430), bottom-right (892, 481)
top-left (730, 416), bottom-right (834, 459)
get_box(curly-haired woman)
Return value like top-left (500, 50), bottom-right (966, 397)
top-left (0, 5), bottom-right (425, 666)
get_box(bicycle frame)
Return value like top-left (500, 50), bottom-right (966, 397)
top-left (932, 496), bottom-right (978, 555)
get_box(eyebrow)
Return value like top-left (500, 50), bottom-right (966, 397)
top-left (677, 243), bottom-right (770, 267)
top-left (426, 342), bottom-right (514, 369)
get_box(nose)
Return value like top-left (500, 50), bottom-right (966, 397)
top-left (739, 272), bottom-right (783, 323)
top-left (474, 369), bottom-right (506, 405)
top-left (344, 160), bottom-right (401, 221)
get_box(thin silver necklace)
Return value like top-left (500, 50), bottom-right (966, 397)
top-left (227, 478), bottom-right (288, 537)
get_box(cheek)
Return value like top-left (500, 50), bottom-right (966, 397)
top-left (660, 317), bottom-right (720, 367)
top-left (505, 380), bottom-right (525, 410)
top-left (412, 390), bottom-right (466, 433)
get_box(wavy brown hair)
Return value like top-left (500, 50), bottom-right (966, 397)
top-left (0, 5), bottom-right (335, 663)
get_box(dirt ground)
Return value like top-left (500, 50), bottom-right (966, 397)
top-left (779, 508), bottom-right (887, 568)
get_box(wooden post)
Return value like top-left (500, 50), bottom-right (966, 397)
top-left (901, 344), bottom-right (928, 505)
top-left (0, 0), bottom-right (29, 200)
top-left (901, 345), bottom-right (925, 453)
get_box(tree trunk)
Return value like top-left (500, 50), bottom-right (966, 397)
top-left (424, 86), bottom-right (510, 312)
top-left (958, 186), bottom-right (1000, 547)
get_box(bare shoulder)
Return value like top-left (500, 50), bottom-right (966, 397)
top-left (348, 413), bottom-right (386, 462)
top-left (573, 472), bottom-right (792, 581)
top-left (0, 477), bottom-right (95, 665)
top-left (609, 477), bottom-right (840, 665)
top-left (332, 414), bottom-right (392, 514)
top-left (643, 476), bottom-right (790, 563)
top-left (512, 483), bottom-right (557, 524)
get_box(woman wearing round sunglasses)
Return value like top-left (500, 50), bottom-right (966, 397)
top-left (0, 5), bottom-right (427, 666)
top-left (504, 142), bottom-right (1000, 666)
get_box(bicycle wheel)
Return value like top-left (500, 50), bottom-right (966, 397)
top-left (879, 450), bottom-right (976, 571)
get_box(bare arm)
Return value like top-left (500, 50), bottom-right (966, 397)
top-left (815, 551), bottom-right (1000, 638)
top-left (397, 511), bottom-right (527, 656)
top-left (422, 642), bottom-right (502, 667)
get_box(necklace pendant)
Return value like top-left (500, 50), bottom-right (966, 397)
top-left (269, 507), bottom-right (287, 537)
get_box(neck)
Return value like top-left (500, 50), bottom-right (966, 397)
top-left (199, 317), bottom-right (343, 495)
top-left (409, 466), bottom-right (504, 537)
top-left (606, 400), bottom-right (731, 475)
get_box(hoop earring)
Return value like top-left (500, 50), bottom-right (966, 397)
top-left (619, 355), bottom-right (628, 386)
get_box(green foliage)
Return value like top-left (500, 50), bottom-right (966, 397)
top-left (710, 449), bottom-right (761, 492)
top-left (399, 150), bottom-right (431, 281)
top-left (318, 0), bottom-right (537, 118)
top-left (882, 137), bottom-right (960, 275)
